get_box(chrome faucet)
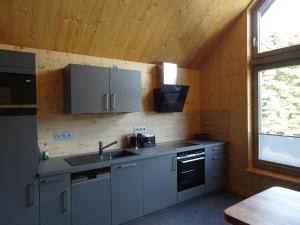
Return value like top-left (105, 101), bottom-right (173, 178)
top-left (99, 140), bottom-right (118, 156)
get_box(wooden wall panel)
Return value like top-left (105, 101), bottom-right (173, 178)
top-left (0, 0), bottom-right (252, 68)
top-left (38, 112), bottom-right (200, 157)
top-left (199, 10), bottom-right (300, 196)
top-left (200, 110), bottom-right (231, 141)
top-left (0, 44), bottom-right (201, 157)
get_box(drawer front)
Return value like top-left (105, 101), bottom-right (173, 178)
top-left (205, 144), bottom-right (226, 156)
top-left (39, 174), bottom-right (70, 191)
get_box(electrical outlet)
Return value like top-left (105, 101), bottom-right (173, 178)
top-left (66, 132), bottom-right (72, 139)
top-left (53, 132), bottom-right (73, 140)
top-left (133, 126), bottom-right (146, 133)
top-left (53, 132), bottom-right (61, 140)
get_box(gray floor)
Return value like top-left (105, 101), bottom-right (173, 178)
top-left (129, 190), bottom-right (244, 225)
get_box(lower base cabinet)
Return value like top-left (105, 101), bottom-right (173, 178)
top-left (205, 145), bottom-right (227, 193)
top-left (142, 154), bottom-right (178, 214)
top-left (111, 161), bottom-right (143, 225)
top-left (38, 143), bottom-right (227, 225)
top-left (71, 168), bottom-right (111, 225)
top-left (39, 174), bottom-right (71, 225)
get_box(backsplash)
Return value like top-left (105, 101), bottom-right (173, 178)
top-left (0, 44), bottom-right (201, 157)
top-left (38, 112), bottom-right (200, 157)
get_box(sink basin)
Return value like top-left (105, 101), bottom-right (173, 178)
top-left (105, 150), bottom-right (137, 159)
top-left (65, 150), bottom-right (137, 166)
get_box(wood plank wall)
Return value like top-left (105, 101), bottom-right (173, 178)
top-left (199, 10), bottom-right (300, 196)
top-left (0, 44), bottom-right (201, 157)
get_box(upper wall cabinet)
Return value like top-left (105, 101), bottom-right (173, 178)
top-left (110, 68), bottom-right (141, 113)
top-left (0, 49), bottom-right (35, 74)
top-left (64, 64), bottom-right (141, 114)
top-left (64, 64), bottom-right (109, 114)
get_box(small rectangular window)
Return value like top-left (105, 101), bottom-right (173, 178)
top-left (253, 0), bottom-right (300, 59)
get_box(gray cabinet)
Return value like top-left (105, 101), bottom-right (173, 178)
top-left (0, 49), bottom-right (35, 74)
top-left (142, 154), bottom-right (177, 214)
top-left (72, 168), bottom-right (111, 225)
top-left (39, 174), bottom-right (71, 225)
top-left (110, 68), bottom-right (141, 112)
top-left (64, 64), bottom-right (141, 114)
top-left (0, 115), bottom-right (39, 225)
top-left (64, 64), bottom-right (110, 114)
top-left (205, 145), bottom-right (227, 193)
top-left (111, 161), bottom-right (143, 225)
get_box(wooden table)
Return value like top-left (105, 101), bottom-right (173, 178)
top-left (224, 187), bottom-right (300, 225)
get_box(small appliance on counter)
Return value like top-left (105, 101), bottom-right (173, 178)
top-left (129, 133), bottom-right (156, 148)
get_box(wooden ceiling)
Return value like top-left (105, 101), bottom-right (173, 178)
top-left (0, 0), bottom-right (252, 68)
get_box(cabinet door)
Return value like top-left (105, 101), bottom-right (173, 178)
top-left (0, 49), bottom-right (35, 69)
top-left (205, 153), bottom-right (227, 193)
top-left (72, 176), bottom-right (111, 225)
top-left (0, 115), bottom-right (39, 225)
top-left (111, 161), bottom-right (143, 225)
top-left (110, 68), bottom-right (141, 112)
top-left (65, 64), bottom-right (110, 114)
top-left (143, 154), bottom-right (177, 215)
top-left (40, 174), bottom-right (71, 225)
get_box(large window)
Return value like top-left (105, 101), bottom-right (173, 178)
top-left (252, 0), bottom-right (300, 175)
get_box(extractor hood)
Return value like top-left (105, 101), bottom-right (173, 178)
top-left (154, 63), bottom-right (189, 113)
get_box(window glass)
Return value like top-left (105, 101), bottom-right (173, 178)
top-left (259, 134), bottom-right (300, 168)
top-left (258, 65), bottom-right (300, 168)
top-left (259, 65), bottom-right (300, 136)
top-left (258, 0), bottom-right (300, 53)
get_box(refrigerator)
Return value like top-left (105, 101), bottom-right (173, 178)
top-left (0, 49), bottom-right (39, 225)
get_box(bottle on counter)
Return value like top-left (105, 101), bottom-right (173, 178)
top-left (41, 142), bottom-right (49, 160)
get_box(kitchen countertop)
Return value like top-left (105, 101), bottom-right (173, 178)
top-left (38, 140), bottom-right (226, 177)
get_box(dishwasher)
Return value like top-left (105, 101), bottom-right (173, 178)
top-left (71, 167), bottom-right (111, 225)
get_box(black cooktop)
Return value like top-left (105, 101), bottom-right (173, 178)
top-left (159, 141), bottom-right (198, 149)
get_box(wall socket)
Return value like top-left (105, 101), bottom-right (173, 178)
top-left (53, 132), bottom-right (73, 141)
top-left (133, 126), bottom-right (146, 133)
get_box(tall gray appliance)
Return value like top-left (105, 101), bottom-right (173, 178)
top-left (0, 49), bottom-right (39, 225)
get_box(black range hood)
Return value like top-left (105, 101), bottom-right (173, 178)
top-left (154, 63), bottom-right (189, 112)
top-left (154, 84), bottom-right (189, 112)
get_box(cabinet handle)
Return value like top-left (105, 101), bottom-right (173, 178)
top-left (180, 157), bottom-right (204, 164)
top-left (181, 169), bottom-right (195, 174)
top-left (104, 93), bottom-right (109, 111)
top-left (27, 183), bottom-right (34, 206)
top-left (111, 93), bottom-right (116, 111)
top-left (61, 191), bottom-right (68, 212)
top-left (40, 178), bottom-right (64, 185)
top-left (172, 156), bottom-right (177, 171)
top-left (118, 163), bottom-right (136, 169)
top-left (212, 156), bottom-right (223, 160)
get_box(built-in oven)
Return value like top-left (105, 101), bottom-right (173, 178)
top-left (0, 72), bottom-right (36, 106)
top-left (177, 148), bottom-right (205, 192)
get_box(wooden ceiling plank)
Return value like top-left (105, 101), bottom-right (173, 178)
top-left (0, 0), bottom-right (252, 68)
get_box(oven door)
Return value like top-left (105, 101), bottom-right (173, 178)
top-left (0, 73), bottom-right (36, 106)
top-left (177, 156), bottom-right (205, 192)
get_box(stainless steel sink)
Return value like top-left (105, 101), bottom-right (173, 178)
top-left (105, 150), bottom-right (137, 159)
top-left (64, 150), bottom-right (137, 166)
